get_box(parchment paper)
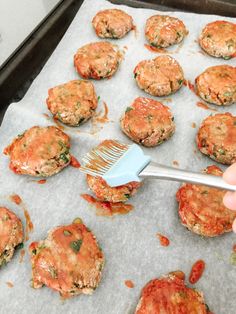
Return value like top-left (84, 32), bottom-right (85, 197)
top-left (0, 1), bottom-right (235, 313)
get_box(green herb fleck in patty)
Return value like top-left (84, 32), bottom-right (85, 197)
top-left (63, 230), bottom-right (72, 236)
top-left (125, 107), bottom-right (133, 113)
top-left (70, 239), bottom-right (83, 253)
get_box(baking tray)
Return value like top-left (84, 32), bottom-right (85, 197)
top-left (0, 0), bottom-right (235, 123)
top-left (0, 0), bottom-right (236, 313)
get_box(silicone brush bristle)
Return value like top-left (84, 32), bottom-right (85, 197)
top-left (80, 140), bottom-right (131, 177)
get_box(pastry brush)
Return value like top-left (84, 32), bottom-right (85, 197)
top-left (79, 140), bottom-right (236, 191)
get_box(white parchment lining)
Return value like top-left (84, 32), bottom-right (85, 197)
top-left (0, 0), bottom-right (235, 313)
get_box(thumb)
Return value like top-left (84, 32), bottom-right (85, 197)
top-left (223, 163), bottom-right (236, 185)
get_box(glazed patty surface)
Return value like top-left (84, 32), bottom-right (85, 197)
top-left (176, 165), bottom-right (236, 237)
top-left (195, 65), bottom-right (236, 106)
top-left (74, 41), bottom-right (121, 80)
top-left (134, 55), bottom-right (184, 96)
top-left (92, 9), bottom-right (134, 39)
top-left (197, 113), bottom-right (236, 165)
top-left (4, 126), bottom-right (71, 177)
top-left (120, 97), bottom-right (175, 147)
top-left (199, 20), bottom-right (236, 59)
top-left (47, 80), bottom-right (98, 126)
top-left (145, 15), bottom-right (188, 48)
top-left (29, 219), bottom-right (104, 298)
top-left (0, 207), bottom-right (23, 267)
top-left (135, 271), bottom-right (210, 314)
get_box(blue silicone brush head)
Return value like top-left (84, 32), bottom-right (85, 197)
top-left (80, 140), bottom-right (151, 187)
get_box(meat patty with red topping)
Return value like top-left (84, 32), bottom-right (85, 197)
top-left (92, 9), bottom-right (134, 39)
top-left (135, 271), bottom-right (211, 314)
top-left (74, 42), bottom-right (121, 80)
top-left (196, 113), bottom-right (236, 165)
top-left (145, 15), bottom-right (188, 48)
top-left (199, 20), bottom-right (236, 59)
top-left (120, 97), bottom-right (175, 147)
top-left (176, 165), bottom-right (236, 237)
top-left (46, 80), bottom-right (98, 126)
top-left (4, 126), bottom-right (71, 176)
top-left (0, 207), bottom-right (23, 267)
top-left (87, 175), bottom-right (140, 203)
top-left (29, 218), bottom-right (104, 298)
top-left (134, 55), bottom-right (184, 96)
top-left (195, 65), bottom-right (236, 106)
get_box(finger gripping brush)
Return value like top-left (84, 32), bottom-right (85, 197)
top-left (80, 140), bottom-right (236, 191)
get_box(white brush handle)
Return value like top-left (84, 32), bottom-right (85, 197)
top-left (139, 161), bottom-right (236, 191)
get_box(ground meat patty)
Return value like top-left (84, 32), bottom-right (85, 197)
top-left (29, 218), bottom-right (104, 298)
top-left (120, 97), bottom-right (175, 147)
top-left (145, 15), bottom-right (188, 48)
top-left (46, 80), bottom-right (98, 126)
top-left (0, 207), bottom-right (23, 267)
top-left (197, 113), bottom-right (236, 165)
top-left (134, 55), bottom-right (184, 97)
top-left (4, 126), bottom-right (71, 177)
top-left (195, 65), bottom-right (236, 106)
top-left (199, 20), bottom-right (236, 59)
top-left (135, 271), bottom-right (210, 314)
top-left (176, 165), bottom-right (236, 237)
top-left (74, 42), bottom-right (121, 80)
top-left (87, 175), bottom-right (141, 203)
top-left (92, 9), bottom-right (134, 39)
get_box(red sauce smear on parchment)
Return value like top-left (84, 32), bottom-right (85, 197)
top-left (125, 280), bottom-right (134, 288)
top-left (43, 113), bottom-right (68, 130)
top-left (183, 79), bottom-right (195, 93)
top-left (37, 179), bottom-right (47, 184)
top-left (53, 116), bottom-right (65, 130)
top-left (9, 194), bottom-right (34, 241)
top-left (93, 102), bottom-right (109, 124)
top-left (23, 209), bottom-right (34, 241)
top-left (6, 281), bottom-right (14, 288)
top-left (81, 194), bottom-right (133, 216)
top-left (19, 249), bottom-right (25, 263)
top-left (196, 101), bottom-right (217, 112)
top-left (156, 233), bottom-right (170, 247)
top-left (42, 113), bottom-right (50, 120)
top-left (233, 244), bottom-right (236, 252)
top-left (70, 156), bottom-right (81, 168)
top-left (189, 260), bottom-right (205, 284)
top-left (144, 44), bottom-right (168, 53)
top-left (10, 194), bottom-right (22, 205)
top-left (132, 25), bottom-right (138, 38)
top-left (172, 160), bottom-right (179, 167)
top-left (81, 101), bottom-right (110, 135)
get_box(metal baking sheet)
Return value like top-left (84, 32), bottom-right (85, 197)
top-left (0, 0), bottom-right (235, 313)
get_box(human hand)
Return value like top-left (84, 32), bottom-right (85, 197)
top-left (223, 164), bottom-right (236, 233)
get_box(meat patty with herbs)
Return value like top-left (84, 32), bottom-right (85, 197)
top-left (87, 175), bottom-right (141, 203)
top-left (176, 165), bottom-right (236, 237)
top-left (134, 55), bottom-right (184, 96)
top-left (120, 97), bottom-right (175, 147)
top-left (195, 65), bottom-right (236, 106)
top-left (74, 42), bottom-right (121, 80)
top-left (196, 113), bottom-right (236, 165)
top-left (145, 15), bottom-right (188, 48)
top-left (135, 271), bottom-right (211, 314)
top-left (29, 218), bottom-right (104, 298)
top-left (46, 80), bottom-right (98, 126)
top-left (4, 126), bottom-right (71, 176)
top-left (92, 9), bottom-right (134, 39)
top-left (199, 20), bottom-right (236, 59)
top-left (0, 207), bottom-right (23, 267)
